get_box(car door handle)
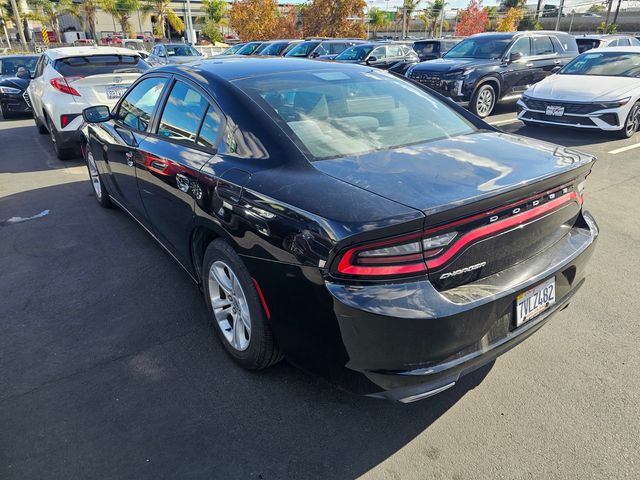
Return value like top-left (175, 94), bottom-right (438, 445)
top-left (525, 63), bottom-right (534, 67)
top-left (125, 151), bottom-right (134, 167)
top-left (554, 60), bottom-right (562, 65)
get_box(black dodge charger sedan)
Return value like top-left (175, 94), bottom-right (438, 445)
top-left (80, 58), bottom-right (598, 402)
top-left (0, 55), bottom-right (39, 119)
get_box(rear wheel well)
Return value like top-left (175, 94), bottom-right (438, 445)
top-left (191, 226), bottom-right (221, 284)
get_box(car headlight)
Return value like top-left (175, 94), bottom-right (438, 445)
top-left (405, 65), bottom-right (415, 77)
top-left (0, 86), bottom-right (22, 94)
top-left (597, 97), bottom-right (631, 109)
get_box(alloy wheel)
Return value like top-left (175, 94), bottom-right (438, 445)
top-left (476, 88), bottom-right (494, 117)
top-left (208, 260), bottom-right (251, 351)
top-left (626, 104), bottom-right (640, 137)
top-left (86, 150), bottom-right (102, 199)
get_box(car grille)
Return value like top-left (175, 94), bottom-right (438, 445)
top-left (22, 91), bottom-right (31, 108)
top-left (409, 72), bottom-right (444, 90)
top-left (522, 98), bottom-right (605, 115)
top-left (524, 112), bottom-right (597, 126)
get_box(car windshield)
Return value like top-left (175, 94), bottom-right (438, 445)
top-left (285, 41), bottom-right (321, 57)
top-left (165, 45), bottom-right (201, 56)
top-left (0, 56), bottom-right (39, 76)
top-left (236, 69), bottom-right (476, 160)
top-left (335, 45), bottom-right (373, 61)
top-left (560, 51), bottom-right (640, 77)
top-left (260, 42), bottom-right (288, 56)
top-left (444, 36), bottom-right (512, 59)
top-left (54, 55), bottom-right (149, 76)
top-left (236, 42), bottom-right (262, 55)
top-left (222, 44), bottom-right (243, 55)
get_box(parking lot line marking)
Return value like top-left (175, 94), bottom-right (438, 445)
top-left (489, 119), bottom-right (521, 126)
top-left (608, 143), bottom-right (640, 155)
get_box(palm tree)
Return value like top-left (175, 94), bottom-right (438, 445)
top-left (146, 0), bottom-right (183, 40)
top-left (423, 0), bottom-right (444, 37)
top-left (101, 0), bottom-right (141, 37)
top-left (401, 0), bottom-right (421, 38)
top-left (67, 0), bottom-right (101, 41)
top-left (27, 0), bottom-right (68, 43)
top-left (415, 9), bottom-right (431, 37)
top-left (368, 7), bottom-right (388, 39)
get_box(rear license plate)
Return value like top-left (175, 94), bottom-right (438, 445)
top-left (516, 277), bottom-right (556, 327)
top-left (545, 105), bottom-right (565, 117)
top-left (106, 85), bottom-right (129, 99)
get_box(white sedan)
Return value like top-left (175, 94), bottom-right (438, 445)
top-left (517, 47), bottom-right (640, 138)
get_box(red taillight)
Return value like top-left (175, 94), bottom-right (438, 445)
top-left (60, 114), bottom-right (80, 128)
top-left (50, 77), bottom-right (82, 96)
top-left (334, 184), bottom-right (582, 279)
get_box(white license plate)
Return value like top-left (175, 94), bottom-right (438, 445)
top-left (545, 105), bottom-right (565, 117)
top-left (516, 277), bottom-right (556, 327)
top-left (106, 85), bottom-right (129, 99)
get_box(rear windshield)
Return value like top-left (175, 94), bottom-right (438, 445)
top-left (576, 39), bottom-right (601, 53)
top-left (54, 55), bottom-right (149, 77)
top-left (414, 41), bottom-right (438, 55)
top-left (236, 69), bottom-right (476, 160)
top-left (0, 56), bottom-right (39, 76)
top-left (166, 45), bottom-right (201, 56)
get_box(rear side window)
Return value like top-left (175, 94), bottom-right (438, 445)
top-left (54, 55), bottom-right (148, 77)
top-left (328, 43), bottom-right (347, 54)
top-left (532, 36), bottom-right (554, 55)
top-left (117, 77), bottom-right (167, 131)
top-left (197, 105), bottom-right (224, 149)
top-left (157, 81), bottom-right (208, 143)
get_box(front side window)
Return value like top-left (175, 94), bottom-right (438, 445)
top-left (117, 77), bottom-right (167, 131)
top-left (370, 46), bottom-right (386, 59)
top-left (510, 37), bottom-right (531, 57)
top-left (532, 36), bottom-right (554, 55)
top-left (54, 55), bottom-right (148, 77)
top-left (157, 81), bottom-right (208, 143)
top-left (285, 41), bottom-right (321, 57)
top-left (617, 38), bottom-right (630, 47)
top-left (237, 69), bottom-right (476, 160)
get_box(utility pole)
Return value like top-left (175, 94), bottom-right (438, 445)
top-left (612, 0), bottom-right (623, 26)
top-left (401, 0), bottom-right (407, 40)
top-left (438, 6), bottom-right (445, 37)
top-left (185, 0), bottom-right (194, 43)
top-left (568, 9), bottom-right (575, 33)
top-left (554, 0), bottom-right (565, 31)
top-left (9, 0), bottom-right (26, 50)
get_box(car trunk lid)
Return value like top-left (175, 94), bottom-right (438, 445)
top-left (65, 73), bottom-right (141, 106)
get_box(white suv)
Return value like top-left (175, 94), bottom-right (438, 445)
top-left (27, 46), bottom-right (149, 159)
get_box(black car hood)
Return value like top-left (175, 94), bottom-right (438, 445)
top-left (411, 57), bottom-right (500, 73)
top-left (313, 131), bottom-right (593, 215)
top-left (0, 76), bottom-right (29, 90)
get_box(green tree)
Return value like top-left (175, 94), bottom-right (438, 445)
top-left (588, 4), bottom-right (605, 14)
top-left (423, 0), bottom-right (444, 37)
top-left (147, 0), bottom-right (184, 39)
top-left (368, 7), bottom-right (388, 38)
top-left (402, 0), bottom-right (421, 37)
top-left (484, 5), bottom-right (497, 29)
top-left (101, 0), bottom-right (142, 37)
top-left (61, 0), bottom-right (102, 40)
top-left (596, 21), bottom-right (617, 33)
top-left (198, 0), bottom-right (226, 43)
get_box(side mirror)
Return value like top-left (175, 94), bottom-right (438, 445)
top-left (551, 65), bottom-right (562, 74)
top-left (509, 52), bottom-right (523, 63)
top-left (83, 105), bottom-right (111, 123)
top-left (366, 56), bottom-right (377, 64)
top-left (16, 67), bottom-right (30, 79)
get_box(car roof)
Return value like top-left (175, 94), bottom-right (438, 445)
top-left (159, 56), bottom-right (368, 82)
top-left (0, 54), bottom-right (40, 60)
top-left (45, 46), bottom-right (140, 59)
top-left (583, 46), bottom-right (640, 53)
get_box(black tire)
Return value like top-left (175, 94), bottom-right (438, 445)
top-left (470, 83), bottom-right (497, 118)
top-left (34, 111), bottom-right (48, 134)
top-left (84, 141), bottom-right (112, 208)
top-left (0, 105), bottom-right (13, 119)
top-left (47, 116), bottom-right (75, 160)
top-left (617, 101), bottom-right (640, 139)
top-left (202, 239), bottom-right (283, 370)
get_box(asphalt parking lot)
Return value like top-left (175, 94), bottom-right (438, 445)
top-left (1, 105), bottom-right (639, 480)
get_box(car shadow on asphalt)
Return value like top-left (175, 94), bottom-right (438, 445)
top-left (0, 179), bottom-right (494, 479)
top-left (0, 122), bottom-right (83, 173)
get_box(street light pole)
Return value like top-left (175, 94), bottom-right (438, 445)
top-left (185, 0), bottom-right (194, 43)
top-left (554, 0), bottom-right (564, 31)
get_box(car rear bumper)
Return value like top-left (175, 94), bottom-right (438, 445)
top-left (324, 210), bottom-right (598, 402)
